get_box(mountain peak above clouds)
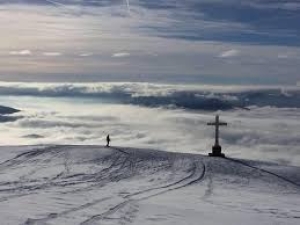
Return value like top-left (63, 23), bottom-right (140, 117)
top-left (0, 145), bottom-right (299, 225)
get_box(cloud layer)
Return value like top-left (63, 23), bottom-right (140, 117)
top-left (0, 82), bottom-right (300, 166)
top-left (0, 82), bottom-right (299, 110)
top-left (0, 1), bottom-right (299, 84)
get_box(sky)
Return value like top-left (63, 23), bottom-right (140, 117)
top-left (0, 0), bottom-right (300, 84)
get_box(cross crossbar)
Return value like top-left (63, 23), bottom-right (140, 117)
top-left (207, 122), bottom-right (227, 126)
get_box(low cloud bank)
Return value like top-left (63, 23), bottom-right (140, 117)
top-left (0, 88), bottom-right (299, 166)
top-left (0, 82), bottom-right (299, 111)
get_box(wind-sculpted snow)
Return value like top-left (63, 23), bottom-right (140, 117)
top-left (0, 145), bottom-right (299, 225)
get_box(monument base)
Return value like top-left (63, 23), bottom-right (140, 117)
top-left (208, 145), bottom-right (225, 157)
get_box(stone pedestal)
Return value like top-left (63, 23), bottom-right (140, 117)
top-left (208, 145), bottom-right (225, 157)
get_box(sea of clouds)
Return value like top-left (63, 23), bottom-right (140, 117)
top-left (0, 82), bottom-right (299, 166)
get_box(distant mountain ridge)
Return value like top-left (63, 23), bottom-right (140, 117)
top-left (0, 83), bottom-right (300, 111)
top-left (0, 105), bottom-right (20, 115)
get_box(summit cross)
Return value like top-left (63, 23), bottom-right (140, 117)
top-left (207, 115), bottom-right (227, 157)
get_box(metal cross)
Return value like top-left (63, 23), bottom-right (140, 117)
top-left (207, 115), bottom-right (227, 147)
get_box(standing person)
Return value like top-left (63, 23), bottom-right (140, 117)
top-left (106, 135), bottom-right (110, 147)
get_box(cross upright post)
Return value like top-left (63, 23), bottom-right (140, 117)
top-left (207, 115), bottom-right (227, 157)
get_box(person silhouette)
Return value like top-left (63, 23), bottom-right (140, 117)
top-left (106, 135), bottom-right (110, 147)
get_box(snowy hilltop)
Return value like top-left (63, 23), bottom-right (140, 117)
top-left (0, 145), bottom-right (299, 225)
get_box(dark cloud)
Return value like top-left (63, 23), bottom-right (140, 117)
top-left (135, 0), bottom-right (300, 46)
top-left (0, 115), bottom-right (21, 123)
top-left (22, 134), bottom-right (44, 139)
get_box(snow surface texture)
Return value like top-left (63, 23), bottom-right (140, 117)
top-left (0, 145), bottom-right (299, 225)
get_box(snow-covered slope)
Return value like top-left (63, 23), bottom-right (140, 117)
top-left (0, 146), bottom-right (299, 225)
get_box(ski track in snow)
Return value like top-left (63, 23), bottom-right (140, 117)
top-left (0, 145), bottom-right (299, 225)
top-left (79, 150), bottom-right (206, 225)
top-left (225, 157), bottom-right (300, 188)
